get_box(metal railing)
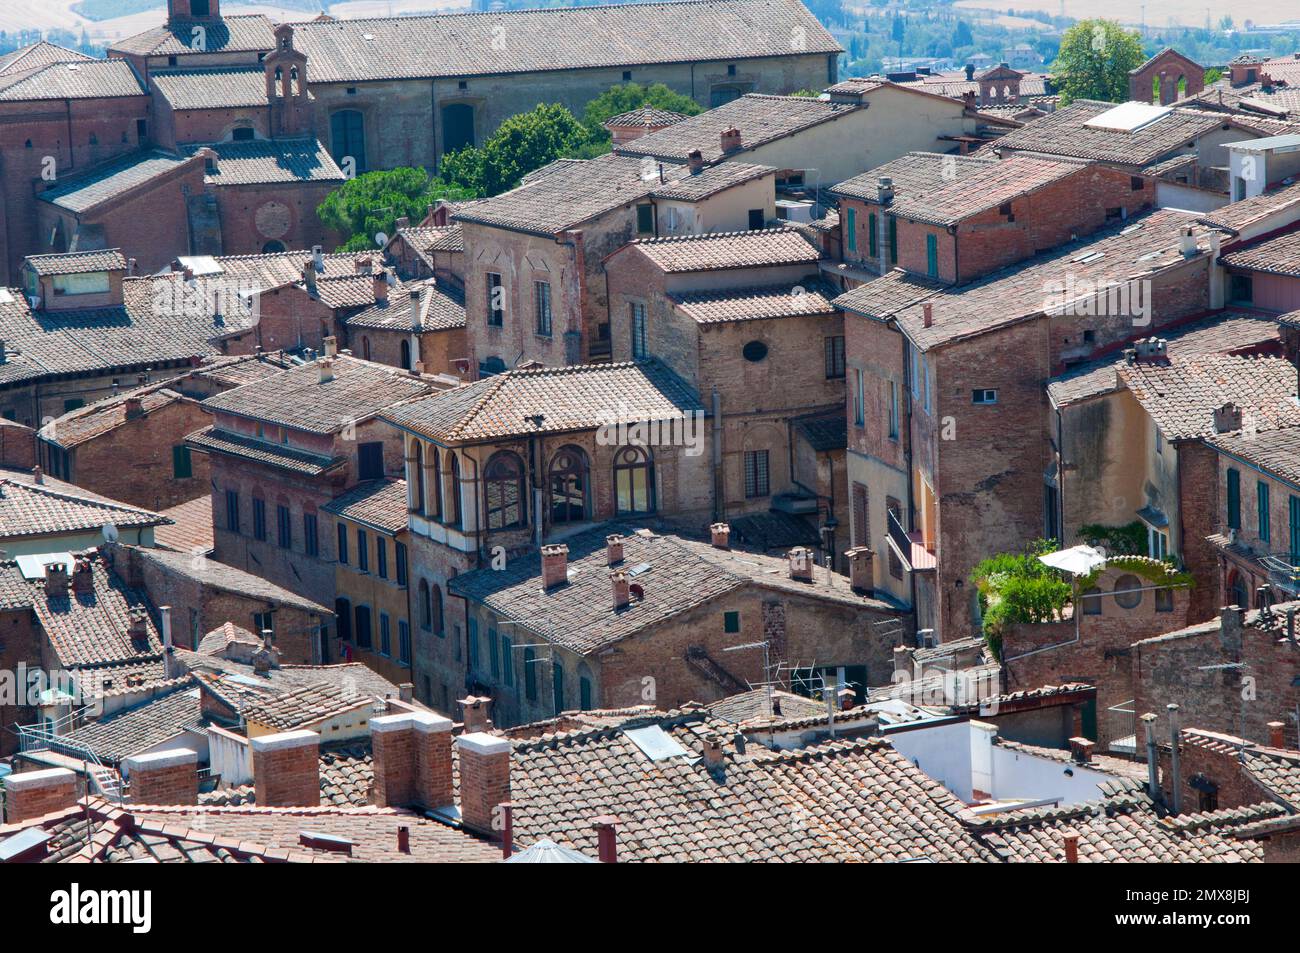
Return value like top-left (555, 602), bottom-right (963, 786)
top-left (887, 510), bottom-right (913, 568)
top-left (14, 712), bottom-right (123, 803)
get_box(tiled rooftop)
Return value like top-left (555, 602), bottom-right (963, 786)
top-left (0, 59), bottom-right (145, 102)
top-left (628, 226), bottom-right (821, 273)
top-left (154, 495), bottom-right (216, 554)
top-left (384, 361), bottom-right (702, 443)
top-left (39, 383), bottom-right (188, 449)
top-left (1218, 225), bottom-right (1300, 275)
top-left (0, 41), bottom-right (93, 76)
top-left (1206, 427), bottom-right (1300, 487)
top-left (152, 66), bottom-right (311, 110)
top-left (55, 685), bottom-right (202, 764)
top-left (186, 427), bottom-right (344, 477)
top-left (202, 355), bottom-right (434, 435)
top-left (887, 155), bottom-right (1084, 227)
top-left (25, 248), bottom-right (128, 276)
top-left (346, 279), bottom-right (465, 332)
top-left (616, 93), bottom-right (860, 163)
top-left (37, 151), bottom-right (193, 214)
top-left (194, 138), bottom-right (344, 187)
top-left (0, 479), bottom-right (167, 541)
top-left (669, 279), bottom-right (837, 323)
top-left (1198, 180), bottom-right (1300, 233)
top-left (109, 14), bottom-right (277, 58)
top-left (994, 100), bottom-right (1228, 165)
top-left (322, 479), bottom-right (409, 535)
top-left (650, 161), bottom-right (775, 201)
top-left (605, 106), bottom-right (690, 128)
top-left (1118, 353), bottom-right (1300, 440)
top-left (243, 683), bottom-right (374, 732)
top-left (831, 151), bottom-right (997, 203)
top-left (128, 546), bottom-right (330, 615)
top-left (288, 0), bottom-right (839, 84)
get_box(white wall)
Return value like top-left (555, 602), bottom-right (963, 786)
top-left (887, 719), bottom-right (974, 802)
top-left (208, 724), bottom-right (252, 787)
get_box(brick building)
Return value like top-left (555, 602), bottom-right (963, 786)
top-left (345, 277), bottom-right (467, 377)
top-left (1129, 48), bottom-right (1205, 106)
top-left (189, 350), bottom-right (435, 608)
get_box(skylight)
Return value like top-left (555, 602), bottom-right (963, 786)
top-left (624, 724), bottom-right (690, 761)
top-left (1084, 102), bottom-right (1172, 133)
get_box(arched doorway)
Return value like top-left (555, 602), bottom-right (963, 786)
top-left (548, 445), bottom-right (590, 525)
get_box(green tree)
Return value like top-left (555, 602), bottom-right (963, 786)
top-left (1051, 19), bottom-right (1145, 105)
top-left (574, 82), bottom-right (703, 157)
top-left (952, 19), bottom-right (973, 48)
top-left (440, 102), bottom-right (588, 196)
top-left (316, 167), bottom-right (475, 252)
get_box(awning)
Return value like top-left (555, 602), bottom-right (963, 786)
top-left (1037, 544), bottom-right (1107, 576)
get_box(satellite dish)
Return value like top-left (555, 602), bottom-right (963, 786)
top-left (374, 231), bottom-right (389, 248)
top-left (102, 523), bottom-right (119, 544)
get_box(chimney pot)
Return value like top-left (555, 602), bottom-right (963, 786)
top-left (1062, 830), bottom-right (1080, 863)
top-left (373, 271), bottom-right (388, 305)
top-left (399, 682), bottom-right (414, 703)
top-left (32, 466), bottom-right (43, 484)
top-left (323, 335), bottom-right (338, 358)
top-left (593, 815), bottom-right (618, 863)
top-left (458, 695), bottom-right (493, 733)
top-left (1268, 721), bottom-right (1286, 748)
top-left (318, 357), bottom-right (335, 384)
top-left (606, 533), bottom-right (625, 565)
top-left (44, 562), bottom-right (69, 597)
top-left (1219, 605), bottom-right (1243, 653)
top-left (540, 543), bottom-right (569, 590)
top-left (397, 825), bottom-right (411, 854)
top-left (610, 569), bottom-right (631, 610)
top-left (788, 546), bottom-right (814, 582)
top-left (1213, 401), bottom-right (1243, 434)
top-left (844, 546), bottom-right (874, 592)
top-left (687, 149), bottom-right (704, 174)
top-left (71, 557), bottom-right (93, 595)
top-left (720, 126), bottom-right (743, 153)
top-left (124, 395), bottom-right (145, 419)
top-left (710, 522), bottom-right (731, 549)
top-left (701, 733), bottom-right (725, 770)
top-left (922, 302), bottom-right (934, 328)
top-left (1069, 736), bottom-right (1095, 765)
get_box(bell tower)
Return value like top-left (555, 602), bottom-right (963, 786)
top-left (168, 0), bottom-right (221, 24)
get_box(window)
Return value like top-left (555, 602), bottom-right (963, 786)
top-left (552, 658), bottom-right (565, 711)
top-left (410, 441), bottom-right (425, 514)
top-left (489, 627), bottom-right (500, 679)
top-left (1259, 481), bottom-right (1271, 544)
top-left (357, 528), bottom-right (369, 572)
top-left (252, 497), bottom-right (267, 542)
top-left (925, 233), bottom-right (939, 279)
top-left (1113, 574), bottom-right (1143, 610)
top-left (304, 512), bottom-right (319, 556)
top-left (853, 369), bottom-right (865, 426)
top-left (630, 302), bottom-right (647, 359)
top-left (429, 446), bottom-right (443, 521)
top-left (888, 216), bottom-right (897, 264)
top-left (724, 611), bottom-right (740, 633)
top-left (825, 336), bottom-right (845, 379)
top-left (419, 580), bottom-right (432, 631)
top-left (845, 207), bottom-right (857, 253)
top-left (524, 646), bottom-right (538, 701)
top-left (441, 102), bottom-right (475, 152)
top-left (335, 598), bottom-right (351, 640)
top-left (1227, 467), bottom-right (1241, 531)
top-left (398, 621), bottom-right (411, 665)
top-left (484, 451), bottom-right (527, 530)
top-left (467, 617), bottom-right (480, 671)
top-left (336, 522), bottom-right (349, 564)
top-left (253, 611), bottom-right (273, 639)
top-left (549, 446), bottom-right (589, 524)
top-left (502, 633), bottom-right (513, 686)
top-left (748, 208), bottom-right (764, 229)
top-left (868, 212), bottom-right (878, 257)
top-left (395, 541), bottom-right (408, 586)
top-left (1154, 425), bottom-right (1164, 456)
top-left (1229, 273), bottom-right (1253, 303)
top-left (623, 70), bottom-right (632, 81)
top-left (486, 272), bottom-right (504, 326)
top-left (1291, 495), bottom-right (1300, 562)
top-left (1148, 528), bottom-right (1168, 560)
top-left (329, 109), bottom-right (366, 172)
top-left (231, 125), bottom-right (254, 141)
top-left (358, 442), bottom-right (384, 481)
top-left (172, 446), bottom-right (192, 478)
top-left (614, 445), bottom-right (655, 514)
top-left (744, 449), bottom-right (770, 498)
top-left (534, 281), bottom-right (552, 336)
top-left (1081, 587), bottom-right (1103, 615)
top-left (888, 381), bottom-right (899, 438)
top-left (276, 504), bottom-right (291, 548)
top-left (580, 676), bottom-right (593, 711)
top-left (379, 613), bottom-right (391, 656)
top-left (376, 537), bottom-right (388, 579)
top-left (636, 204), bottom-right (654, 234)
top-left (972, 389), bottom-right (998, 404)
top-left (446, 453), bottom-right (462, 527)
top-left (400, 339), bottom-right (411, 370)
top-left (742, 340), bottom-right (769, 362)
top-left (355, 605), bottom-right (372, 649)
top-left (1155, 587), bottom-right (1174, 612)
top-left (431, 583), bottom-right (443, 636)
top-left (225, 490), bottom-right (240, 533)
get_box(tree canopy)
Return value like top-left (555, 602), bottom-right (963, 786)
top-left (1051, 19), bottom-right (1145, 105)
top-left (575, 82), bottom-right (703, 154)
top-left (316, 167), bottom-right (475, 252)
top-left (439, 102), bottom-right (588, 196)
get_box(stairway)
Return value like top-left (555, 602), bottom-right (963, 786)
top-left (684, 646), bottom-right (748, 695)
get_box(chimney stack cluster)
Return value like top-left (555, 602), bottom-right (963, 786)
top-left (44, 562), bottom-right (69, 597)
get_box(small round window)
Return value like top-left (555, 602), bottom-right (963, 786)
top-left (742, 340), bottom-right (768, 362)
top-left (1113, 573), bottom-right (1143, 609)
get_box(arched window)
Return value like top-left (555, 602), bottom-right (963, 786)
top-left (410, 440), bottom-right (425, 514)
top-left (400, 339), bottom-right (411, 370)
top-left (548, 445), bottom-right (589, 525)
top-left (446, 453), bottom-right (462, 528)
top-left (484, 451), bottom-right (526, 530)
top-left (418, 579), bottom-right (431, 630)
top-left (1113, 573), bottom-right (1143, 610)
top-left (614, 445), bottom-right (655, 515)
top-left (431, 583), bottom-right (443, 636)
top-left (262, 240), bottom-right (286, 254)
top-left (361, 336), bottom-right (371, 361)
top-left (428, 445), bottom-right (442, 521)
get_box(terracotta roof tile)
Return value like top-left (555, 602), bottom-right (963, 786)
top-left (650, 161), bottom-right (775, 201)
top-left (0, 480), bottom-right (167, 541)
top-left (346, 278), bottom-right (465, 332)
top-left (322, 479), bottom-right (409, 535)
top-left (193, 138), bottom-right (344, 187)
top-left (994, 100), bottom-right (1227, 165)
top-left (109, 15), bottom-right (277, 58)
top-left (0, 59), bottom-right (144, 101)
top-left (37, 151), bottom-right (192, 214)
top-left (25, 249), bottom-right (128, 276)
top-left (154, 495), bottom-right (216, 554)
top-left (628, 226), bottom-right (820, 273)
top-left (831, 151), bottom-right (997, 202)
top-left (670, 279), bottom-right (836, 323)
top-left (152, 66), bottom-right (312, 110)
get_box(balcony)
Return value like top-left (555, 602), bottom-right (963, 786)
top-left (887, 509), bottom-right (936, 572)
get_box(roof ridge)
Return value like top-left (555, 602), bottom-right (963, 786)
top-left (634, 225), bottom-right (797, 246)
top-left (293, 0), bottom-right (795, 27)
top-left (0, 476), bottom-right (164, 518)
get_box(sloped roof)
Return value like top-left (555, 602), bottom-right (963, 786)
top-left (650, 161), bottom-right (775, 201)
top-left (37, 151), bottom-right (193, 214)
top-left (39, 384), bottom-right (189, 449)
top-left (243, 683), bottom-right (374, 732)
top-left (322, 479), bottom-right (409, 535)
top-left (24, 249), bottom-right (128, 276)
top-left (626, 226), bottom-right (820, 273)
top-left (152, 65), bottom-right (310, 109)
top-left (56, 685), bottom-right (202, 763)
top-left (605, 106), bottom-right (690, 128)
top-left (202, 355), bottom-right (434, 435)
top-left (1218, 225), bottom-right (1300, 275)
top-left (669, 279), bottom-right (837, 323)
top-left (193, 138), bottom-right (344, 186)
top-left (289, 0), bottom-right (840, 84)
top-left (384, 361), bottom-right (702, 444)
top-left (0, 480), bottom-right (167, 540)
top-left (887, 155), bottom-right (1083, 227)
top-left (994, 100), bottom-right (1228, 166)
top-left (0, 59), bottom-right (144, 101)
top-left (109, 14), bottom-right (277, 58)
top-left (129, 546), bottom-right (330, 615)
top-left (831, 151), bottom-right (998, 202)
top-left (0, 41), bottom-right (93, 76)
top-left (1198, 180), bottom-right (1300, 233)
top-left (346, 278), bottom-right (465, 332)
top-left (1206, 427), bottom-right (1300, 488)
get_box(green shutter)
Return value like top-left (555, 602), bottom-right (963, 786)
top-left (636, 204), bottom-right (653, 233)
top-left (925, 234), bottom-right (938, 278)
top-left (868, 213), bottom-right (878, 257)
top-left (845, 207), bottom-right (856, 253)
top-left (1290, 496), bottom-right (1300, 562)
top-left (724, 610), bottom-right (740, 633)
top-left (489, 627), bottom-right (500, 678)
top-left (888, 216), bottom-right (897, 264)
top-left (172, 445), bottom-right (192, 478)
top-left (552, 659), bottom-right (564, 711)
top-left (467, 618), bottom-right (479, 671)
top-left (1259, 482), bottom-right (1270, 544)
top-left (1227, 468), bottom-right (1241, 530)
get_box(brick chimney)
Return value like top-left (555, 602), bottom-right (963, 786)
top-left (71, 557), bottom-right (93, 595)
top-left (720, 126), bottom-right (742, 153)
top-left (1062, 830), bottom-right (1080, 863)
top-left (302, 258), bottom-right (317, 296)
top-left (459, 694), bottom-right (493, 733)
top-left (455, 732), bottom-right (512, 836)
top-left (788, 546), bottom-right (814, 582)
top-left (251, 729), bottom-right (320, 807)
top-left (3, 768), bottom-right (80, 822)
top-left (123, 395), bottom-right (145, 420)
top-left (44, 561), bottom-right (69, 597)
top-left (710, 522), bottom-right (730, 549)
top-left (701, 733), bottom-right (725, 774)
top-left (1269, 721), bottom-right (1286, 748)
top-left (606, 534), bottom-right (624, 565)
top-left (373, 270), bottom-right (388, 305)
top-left (687, 148), bottom-right (704, 174)
top-left (922, 302), bottom-right (934, 328)
top-left (125, 748), bottom-right (198, 805)
top-left (594, 815), bottom-right (618, 863)
top-left (1220, 605), bottom-right (1243, 654)
top-left (128, 608), bottom-right (149, 647)
top-left (318, 357), bottom-right (335, 384)
top-left (370, 710), bottom-right (454, 811)
top-left (1069, 736), bottom-right (1095, 765)
top-left (844, 546), bottom-right (874, 592)
top-left (611, 569), bottom-right (631, 610)
top-left (1214, 402), bottom-right (1243, 434)
top-left (541, 544), bottom-right (569, 590)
